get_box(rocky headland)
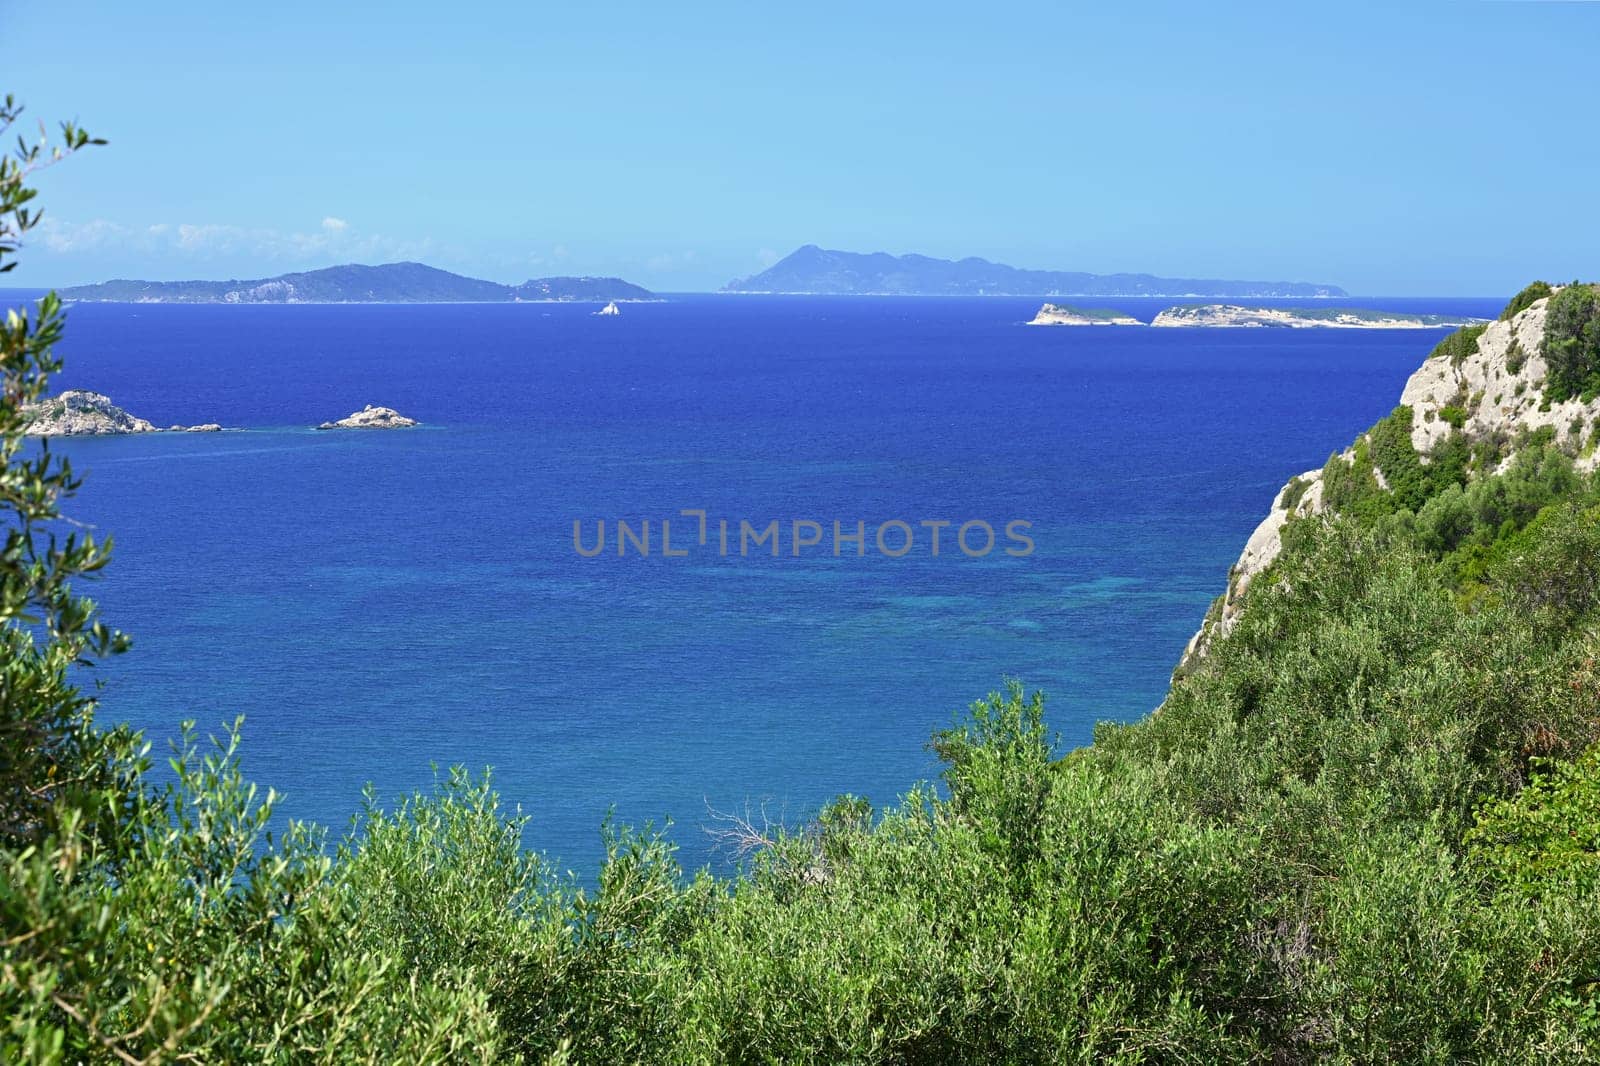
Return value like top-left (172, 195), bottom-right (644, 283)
top-left (1026, 303), bottom-right (1140, 326)
top-left (316, 405), bottom-right (419, 430)
top-left (1183, 283), bottom-right (1596, 665)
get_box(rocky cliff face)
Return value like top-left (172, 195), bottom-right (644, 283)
top-left (1397, 299), bottom-right (1598, 464)
top-left (1184, 290), bottom-right (1599, 664)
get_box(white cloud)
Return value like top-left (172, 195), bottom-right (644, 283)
top-left (177, 223), bottom-right (228, 251)
top-left (756, 247), bottom-right (781, 268)
top-left (32, 216), bottom-right (432, 266)
top-left (526, 244), bottom-right (575, 269)
top-left (645, 249), bottom-right (698, 273)
top-left (37, 218), bottom-right (127, 253)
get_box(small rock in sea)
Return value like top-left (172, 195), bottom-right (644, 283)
top-left (186, 423), bottom-right (223, 432)
top-left (316, 405), bottom-right (419, 430)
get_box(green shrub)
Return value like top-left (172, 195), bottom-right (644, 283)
top-left (1542, 283), bottom-right (1600, 403)
top-left (1469, 744), bottom-right (1600, 896)
top-left (1282, 475), bottom-right (1311, 511)
top-left (1368, 406), bottom-right (1430, 512)
top-left (1506, 338), bottom-right (1529, 375)
top-left (1, 727), bottom-right (506, 1064)
top-left (1490, 504), bottom-right (1600, 628)
top-left (1320, 438), bottom-right (1396, 521)
top-left (1424, 445), bottom-right (1584, 579)
top-left (1439, 404), bottom-right (1468, 429)
top-left (1501, 280), bottom-right (1553, 321)
top-left (1428, 323), bottom-right (1487, 367)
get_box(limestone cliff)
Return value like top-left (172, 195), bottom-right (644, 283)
top-left (1397, 299), bottom-right (1598, 465)
top-left (1183, 287), bottom-right (1598, 665)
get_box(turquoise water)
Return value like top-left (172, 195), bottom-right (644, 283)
top-left (39, 294), bottom-right (1498, 873)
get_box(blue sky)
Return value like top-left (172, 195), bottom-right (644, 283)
top-left (7, 0), bottom-right (1597, 294)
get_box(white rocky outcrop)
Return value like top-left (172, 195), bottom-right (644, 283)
top-left (1027, 303), bottom-right (1141, 327)
top-left (223, 280), bottom-right (297, 303)
top-left (24, 391), bottom-right (159, 436)
top-left (1184, 291), bottom-right (1599, 664)
top-left (1151, 305), bottom-right (1478, 329)
top-left (1394, 300), bottom-right (1598, 466)
top-left (316, 405), bottom-right (419, 430)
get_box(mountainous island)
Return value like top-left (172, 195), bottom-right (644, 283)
top-left (724, 245), bottom-right (1346, 297)
top-left (59, 262), bottom-right (656, 304)
top-left (1150, 304), bottom-right (1484, 329)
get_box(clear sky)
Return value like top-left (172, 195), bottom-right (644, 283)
top-left (6, 0), bottom-right (1597, 294)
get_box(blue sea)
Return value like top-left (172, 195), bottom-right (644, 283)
top-left (27, 294), bottom-right (1498, 874)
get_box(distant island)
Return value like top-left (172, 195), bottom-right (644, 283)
top-left (1150, 305), bottom-right (1484, 329)
top-left (1026, 304), bottom-right (1141, 326)
top-left (59, 262), bottom-right (656, 304)
top-left (723, 245), bottom-right (1346, 298)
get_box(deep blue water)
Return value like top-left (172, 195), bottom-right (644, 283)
top-left (26, 293), bottom-right (1498, 874)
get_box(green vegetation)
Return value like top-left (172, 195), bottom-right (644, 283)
top-left (1036, 303), bottom-right (1134, 322)
top-left (1543, 283), bottom-right (1600, 404)
top-left (1502, 279), bottom-right (1553, 320)
top-left (6, 110), bottom-right (1600, 1062)
top-left (1319, 405), bottom-right (1470, 521)
top-left (1428, 322), bottom-right (1488, 366)
top-left (1065, 305), bottom-right (1133, 321)
top-left (1268, 306), bottom-right (1472, 325)
top-left (1281, 474), bottom-right (1311, 511)
top-left (1507, 337), bottom-right (1529, 375)
top-left (1470, 744), bottom-right (1600, 895)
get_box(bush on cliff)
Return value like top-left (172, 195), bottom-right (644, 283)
top-left (1429, 322), bottom-right (1488, 367)
top-left (1544, 282), bottom-right (1600, 404)
top-left (1502, 280), bottom-right (1553, 321)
